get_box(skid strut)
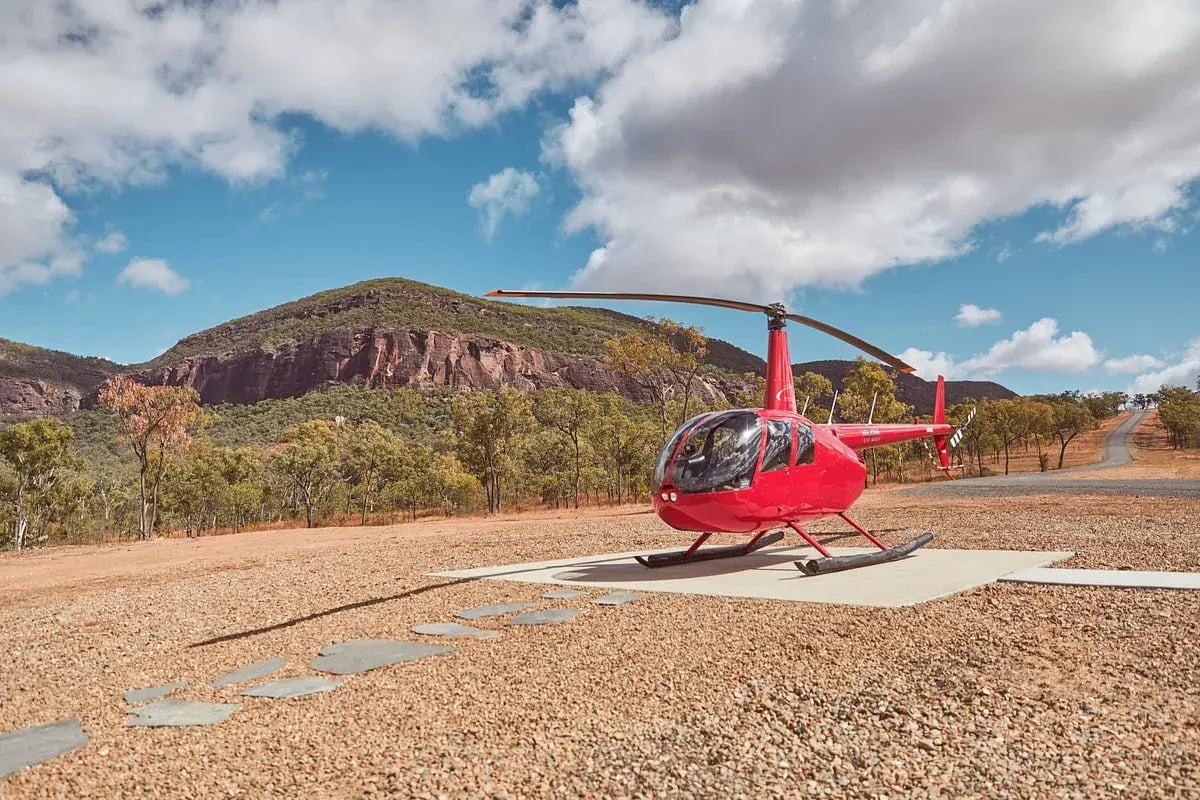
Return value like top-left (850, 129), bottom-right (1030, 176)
top-left (635, 529), bottom-right (784, 568)
top-left (791, 513), bottom-right (934, 576)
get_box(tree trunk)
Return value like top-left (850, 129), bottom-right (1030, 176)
top-left (138, 463), bottom-right (151, 540)
top-left (1003, 441), bottom-right (1011, 475)
top-left (573, 437), bottom-right (581, 510)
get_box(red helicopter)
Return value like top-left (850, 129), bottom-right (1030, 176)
top-left (487, 290), bottom-right (961, 576)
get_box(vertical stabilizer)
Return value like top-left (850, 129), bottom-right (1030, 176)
top-left (932, 375), bottom-right (952, 470)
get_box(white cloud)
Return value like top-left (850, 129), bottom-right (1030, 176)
top-left (963, 318), bottom-right (1100, 375)
top-left (1126, 341), bottom-right (1200, 394)
top-left (1103, 354), bottom-right (1166, 374)
top-left (904, 317), bottom-right (1102, 379)
top-left (0, 0), bottom-right (672, 294)
top-left (116, 258), bottom-right (190, 295)
top-left (93, 230), bottom-right (128, 254)
top-left (551, 0), bottom-right (1200, 296)
top-left (898, 348), bottom-right (962, 381)
top-left (468, 168), bottom-right (542, 239)
top-left (955, 303), bottom-right (1002, 327)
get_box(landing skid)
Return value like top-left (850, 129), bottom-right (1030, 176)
top-left (794, 531), bottom-right (934, 576)
top-left (635, 530), bottom-right (784, 568)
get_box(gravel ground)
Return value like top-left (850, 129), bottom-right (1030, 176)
top-left (2, 495), bottom-right (1198, 799)
top-left (904, 477), bottom-right (1200, 498)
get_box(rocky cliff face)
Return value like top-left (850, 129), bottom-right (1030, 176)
top-left (120, 328), bottom-right (740, 407)
top-left (0, 378), bottom-right (83, 415)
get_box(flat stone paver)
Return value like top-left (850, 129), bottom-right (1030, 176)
top-left (508, 609), bottom-right (585, 626)
top-left (123, 681), bottom-right (186, 705)
top-left (0, 719), bottom-right (88, 778)
top-left (542, 589), bottom-right (585, 599)
top-left (595, 591), bottom-right (638, 606)
top-left (454, 602), bottom-right (535, 620)
top-left (309, 639), bottom-right (454, 675)
top-left (1001, 567), bottom-right (1200, 590)
top-left (242, 677), bottom-right (341, 699)
top-left (125, 699), bottom-right (239, 727)
top-left (411, 622), bottom-right (501, 639)
top-left (211, 656), bottom-right (287, 687)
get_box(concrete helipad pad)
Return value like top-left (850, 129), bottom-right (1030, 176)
top-left (455, 602), bottom-right (535, 620)
top-left (125, 700), bottom-right (239, 727)
top-left (434, 546), bottom-right (1073, 608)
top-left (211, 656), bottom-right (287, 687)
top-left (508, 609), bottom-right (585, 625)
top-left (412, 622), bottom-right (501, 639)
top-left (242, 677), bottom-right (341, 699)
top-left (310, 639), bottom-right (454, 675)
top-left (123, 681), bottom-right (186, 705)
top-left (0, 719), bottom-right (88, 778)
top-left (1001, 567), bottom-right (1200, 590)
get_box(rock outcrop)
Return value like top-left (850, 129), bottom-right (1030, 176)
top-left (120, 328), bottom-right (742, 407)
top-left (0, 378), bottom-right (83, 415)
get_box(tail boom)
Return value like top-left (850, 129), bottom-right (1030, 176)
top-left (822, 374), bottom-right (954, 455)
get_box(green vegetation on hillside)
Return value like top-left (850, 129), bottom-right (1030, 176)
top-left (142, 278), bottom-right (760, 375)
top-left (0, 337), bottom-right (123, 392)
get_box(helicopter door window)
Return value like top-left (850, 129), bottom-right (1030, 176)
top-left (668, 411), bottom-right (763, 493)
top-left (760, 419), bottom-right (792, 472)
top-left (795, 423), bottom-right (815, 465)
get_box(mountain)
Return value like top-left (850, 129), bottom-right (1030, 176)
top-left (792, 359), bottom-right (1017, 415)
top-left (1, 277), bottom-right (1016, 415)
top-left (120, 278), bottom-right (762, 407)
top-left (0, 339), bottom-right (123, 415)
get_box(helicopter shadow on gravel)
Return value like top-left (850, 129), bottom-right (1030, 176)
top-left (549, 551), bottom-right (806, 583)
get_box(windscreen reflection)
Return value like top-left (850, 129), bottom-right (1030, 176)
top-left (667, 411), bottom-right (763, 493)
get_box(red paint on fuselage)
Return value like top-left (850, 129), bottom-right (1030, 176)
top-left (653, 408), bottom-right (868, 534)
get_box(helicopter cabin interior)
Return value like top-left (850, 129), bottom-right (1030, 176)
top-left (654, 410), bottom-right (817, 495)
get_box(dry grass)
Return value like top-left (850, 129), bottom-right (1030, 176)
top-left (980, 410), bottom-right (1124, 476)
top-left (1076, 410), bottom-right (1200, 480)
top-left (1, 497), bottom-right (1198, 799)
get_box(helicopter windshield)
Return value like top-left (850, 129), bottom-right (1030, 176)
top-left (666, 411), bottom-right (763, 493)
top-left (653, 412), bottom-right (714, 488)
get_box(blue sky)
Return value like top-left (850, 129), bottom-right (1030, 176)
top-left (2, 1), bottom-right (1198, 397)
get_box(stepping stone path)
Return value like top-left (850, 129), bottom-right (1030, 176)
top-left (243, 677), bottom-right (341, 699)
top-left (0, 719), bottom-right (88, 778)
top-left (508, 609), bottom-right (585, 626)
top-left (123, 681), bottom-right (186, 705)
top-left (595, 591), bottom-right (639, 606)
top-left (455, 602), bottom-right (534, 620)
top-left (310, 639), bottom-right (454, 675)
top-left (125, 699), bottom-right (239, 728)
top-left (542, 589), bottom-right (585, 599)
top-left (412, 622), bottom-right (501, 640)
top-left (211, 656), bottom-right (287, 687)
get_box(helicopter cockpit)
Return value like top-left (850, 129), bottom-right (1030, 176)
top-left (653, 410), bottom-right (817, 495)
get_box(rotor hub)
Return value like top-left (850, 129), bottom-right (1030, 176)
top-left (766, 302), bottom-right (787, 329)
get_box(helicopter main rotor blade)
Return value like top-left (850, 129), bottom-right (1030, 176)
top-left (784, 313), bottom-right (915, 374)
top-left (485, 289), bottom-right (915, 374)
top-left (484, 289), bottom-right (769, 315)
